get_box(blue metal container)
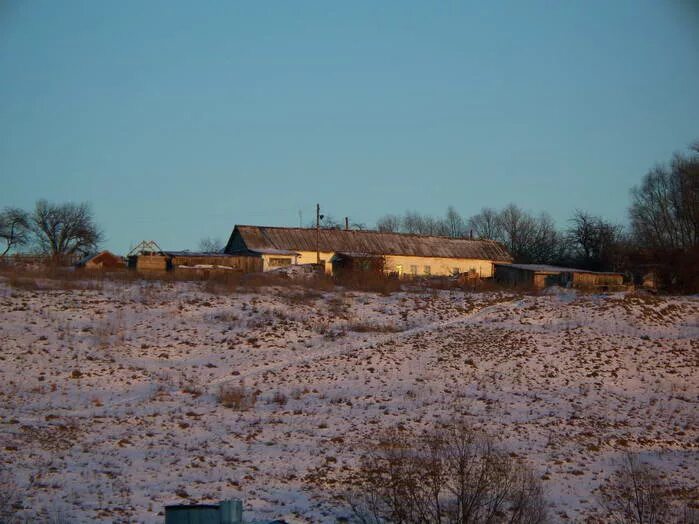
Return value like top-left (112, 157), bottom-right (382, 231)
top-left (219, 499), bottom-right (243, 524)
top-left (164, 499), bottom-right (243, 524)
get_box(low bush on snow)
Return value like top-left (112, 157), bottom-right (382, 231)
top-left (346, 321), bottom-right (405, 333)
top-left (217, 382), bottom-right (259, 410)
top-left (343, 418), bottom-right (548, 524)
top-left (596, 453), bottom-right (699, 524)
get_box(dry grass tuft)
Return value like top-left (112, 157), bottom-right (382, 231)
top-left (347, 321), bottom-right (405, 333)
top-left (217, 383), bottom-right (259, 410)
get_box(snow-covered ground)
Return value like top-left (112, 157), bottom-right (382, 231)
top-left (0, 277), bottom-right (697, 522)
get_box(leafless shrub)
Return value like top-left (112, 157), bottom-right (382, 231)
top-left (137, 281), bottom-right (160, 305)
top-left (0, 462), bottom-right (21, 522)
top-left (5, 274), bottom-right (39, 291)
top-left (210, 310), bottom-right (240, 323)
top-left (217, 382), bottom-right (258, 410)
top-left (343, 419), bottom-right (548, 523)
top-left (200, 271), bottom-right (243, 294)
top-left (290, 387), bottom-right (309, 400)
top-left (93, 311), bottom-right (127, 348)
top-left (597, 453), bottom-right (696, 524)
top-left (241, 272), bottom-right (320, 291)
top-left (335, 271), bottom-right (402, 295)
top-left (181, 383), bottom-right (203, 397)
top-left (283, 288), bottom-right (324, 306)
top-left (178, 373), bottom-right (204, 397)
top-left (347, 321), bottom-right (405, 333)
top-left (416, 276), bottom-right (462, 291)
top-left (0, 265), bottom-right (141, 295)
top-left (270, 391), bottom-right (288, 406)
top-left (326, 295), bottom-right (347, 318)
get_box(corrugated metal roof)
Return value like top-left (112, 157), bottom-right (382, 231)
top-left (228, 225), bottom-right (512, 261)
top-left (248, 248), bottom-right (299, 255)
top-left (495, 263), bottom-right (623, 276)
top-left (164, 251), bottom-right (238, 257)
top-left (333, 252), bottom-right (386, 259)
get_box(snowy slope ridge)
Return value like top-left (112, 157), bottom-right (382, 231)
top-left (0, 279), bottom-right (697, 522)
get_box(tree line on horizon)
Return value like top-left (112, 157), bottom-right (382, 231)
top-left (1, 142), bottom-right (697, 290)
top-left (371, 142), bottom-right (698, 290)
top-left (376, 205), bottom-right (620, 271)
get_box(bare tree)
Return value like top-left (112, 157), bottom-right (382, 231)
top-left (376, 214), bottom-right (402, 233)
top-left (0, 207), bottom-right (30, 257)
top-left (402, 211), bottom-right (424, 234)
top-left (306, 214), bottom-right (343, 229)
top-left (198, 237), bottom-right (223, 253)
top-left (379, 210), bottom-right (453, 236)
top-left (444, 206), bottom-right (466, 238)
top-left (420, 214), bottom-right (449, 236)
top-left (629, 144), bottom-right (699, 250)
top-left (626, 143), bottom-right (699, 292)
top-left (567, 210), bottom-right (623, 270)
top-left (468, 207), bottom-right (503, 240)
top-left (31, 200), bottom-right (103, 259)
top-left (528, 212), bottom-right (567, 265)
top-left (495, 205), bottom-right (566, 264)
top-left (598, 454), bottom-right (671, 524)
top-left (344, 419), bottom-right (548, 524)
top-left (375, 207), bottom-right (565, 262)
top-left (497, 204), bottom-right (533, 259)
top-left (321, 215), bottom-right (343, 229)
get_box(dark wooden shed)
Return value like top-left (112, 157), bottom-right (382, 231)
top-left (494, 263), bottom-right (626, 290)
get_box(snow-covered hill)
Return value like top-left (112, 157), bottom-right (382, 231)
top-left (1, 278), bottom-right (697, 522)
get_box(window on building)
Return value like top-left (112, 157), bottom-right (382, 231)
top-left (268, 257), bottom-right (292, 267)
top-left (395, 264), bottom-right (403, 276)
top-left (410, 265), bottom-right (418, 276)
top-left (424, 265), bottom-right (431, 275)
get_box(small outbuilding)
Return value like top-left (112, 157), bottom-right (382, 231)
top-left (494, 263), bottom-right (626, 291)
top-left (132, 251), bottom-right (267, 273)
top-left (76, 251), bottom-right (125, 270)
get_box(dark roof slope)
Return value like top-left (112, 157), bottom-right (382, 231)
top-left (226, 225), bottom-right (512, 261)
top-left (495, 263), bottom-right (623, 275)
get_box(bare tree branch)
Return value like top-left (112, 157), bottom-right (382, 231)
top-left (0, 207), bottom-right (30, 257)
top-left (342, 418), bottom-right (548, 524)
top-left (30, 200), bottom-right (103, 260)
top-left (198, 237), bottom-right (224, 253)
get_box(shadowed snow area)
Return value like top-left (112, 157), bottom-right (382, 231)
top-left (0, 279), bottom-right (697, 522)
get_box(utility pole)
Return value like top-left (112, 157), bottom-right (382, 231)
top-left (316, 203), bottom-right (321, 265)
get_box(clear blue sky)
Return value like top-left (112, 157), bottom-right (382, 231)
top-left (1, 1), bottom-right (698, 252)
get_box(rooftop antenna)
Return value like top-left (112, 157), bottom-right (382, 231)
top-left (298, 210), bottom-right (302, 228)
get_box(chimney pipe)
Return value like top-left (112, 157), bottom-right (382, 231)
top-left (345, 217), bottom-right (349, 230)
